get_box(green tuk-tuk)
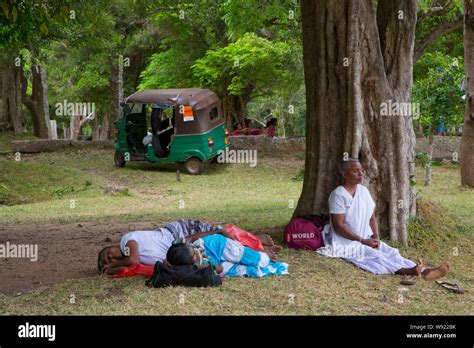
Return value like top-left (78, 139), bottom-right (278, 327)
top-left (114, 88), bottom-right (229, 174)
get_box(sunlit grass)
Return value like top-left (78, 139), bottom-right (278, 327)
top-left (0, 138), bottom-right (472, 315)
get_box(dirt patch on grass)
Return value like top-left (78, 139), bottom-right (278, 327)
top-left (0, 220), bottom-right (283, 296)
top-left (0, 220), bottom-right (164, 296)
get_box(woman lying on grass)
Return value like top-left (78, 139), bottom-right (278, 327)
top-left (167, 233), bottom-right (289, 278)
top-left (317, 158), bottom-right (449, 284)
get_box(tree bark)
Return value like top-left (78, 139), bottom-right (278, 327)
top-left (295, 0), bottom-right (418, 244)
top-left (92, 116), bottom-right (101, 141)
top-left (70, 115), bottom-right (81, 140)
top-left (460, 0), bottom-right (474, 186)
top-left (221, 90), bottom-right (252, 128)
top-left (22, 65), bottom-right (51, 139)
top-left (104, 55), bottom-right (124, 140)
top-left (99, 111), bottom-right (111, 140)
top-left (0, 62), bottom-right (24, 133)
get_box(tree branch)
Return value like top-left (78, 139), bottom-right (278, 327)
top-left (414, 15), bottom-right (463, 62)
top-left (19, 69), bottom-right (35, 112)
top-left (417, 0), bottom-right (454, 20)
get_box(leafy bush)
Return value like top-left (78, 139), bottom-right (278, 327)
top-left (412, 52), bottom-right (465, 136)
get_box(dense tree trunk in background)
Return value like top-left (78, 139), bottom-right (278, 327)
top-left (221, 90), bottom-right (252, 128)
top-left (0, 63), bottom-right (24, 133)
top-left (104, 55), bottom-right (124, 140)
top-left (22, 65), bottom-right (51, 138)
top-left (69, 115), bottom-right (81, 140)
top-left (99, 111), bottom-right (113, 140)
top-left (92, 116), bottom-right (101, 140)
top-left (460, 0), bottom-right (474, 186)
top-left (295, 0), bottom-right (418, 244)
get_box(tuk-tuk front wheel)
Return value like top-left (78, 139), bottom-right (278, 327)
top-left (184, 157), bottom-right (203, 175)
top-left (114, 150), bottom-right (126, 167)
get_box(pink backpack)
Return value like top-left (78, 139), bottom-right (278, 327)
top-left (284, 215), bottom-right (325, 250)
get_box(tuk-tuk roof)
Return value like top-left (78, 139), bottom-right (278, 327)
top-left (126, 88), bottom-right (219, 110)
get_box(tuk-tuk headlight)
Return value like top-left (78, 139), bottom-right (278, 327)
top-left (224, 128), bottom-right (229, 144)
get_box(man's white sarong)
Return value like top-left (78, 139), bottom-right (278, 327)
top-left (317, 184), bottom-right (416, 274)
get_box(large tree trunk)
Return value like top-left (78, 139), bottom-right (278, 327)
top-left (22, 65), bottom-right (51, 139)
top-left (0, 63), bottom-right (24, 133)
top-left (460, 0), bottom-right (474, 186)
top-left (70, 115), bottom-right (81, 140)
top-left (92, 116), bottom-right (101, 141)
top-left (295, 0), bottom-right (418, 244)
top-left (221, 91), bottom-right (252, 129)
top-left (99, 111), bottom-right (112, 140)
top-left (105, 55), bottom-right (124, 140)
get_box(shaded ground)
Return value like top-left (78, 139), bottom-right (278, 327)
top-left (0, 220), bottom-right (160, 295)
top-left (0, 133), bottom-right (472, 314)
top-left (0, 219), bottom-right (283, 296)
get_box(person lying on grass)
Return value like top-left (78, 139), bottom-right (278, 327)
top-left (166, 233), bottom-right (288, 278)
top-left (97, 219), bottom-right (277, 275)
top-left (317, 158), bottom-right (449, 283)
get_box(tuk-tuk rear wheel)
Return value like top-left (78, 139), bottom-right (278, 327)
top-left (114, 150), bottom-right (126, 167)
top-left (184, 157), bottom-right (203, 175)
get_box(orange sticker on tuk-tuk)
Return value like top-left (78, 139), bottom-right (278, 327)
top-left (180, 105), bottom-right (194, 122)
top-left (181, 106), bottom-right (193, 116)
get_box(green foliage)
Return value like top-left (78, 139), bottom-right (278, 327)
top-left (192, 33), bottom-right (292, 96)
top-left (412, 52), bottom-right (465, 135)
top-left (407, 199), bottom-right (460, 254)
top-left (51, 185), bottom-right (75, 197)
top-left (138, 0), bottom-right (226, 90)
top-left (291, 166), bottom-right (304, 182)
top-left (0, 183), bottom-right (9, 202)
top-left (221, 0), bottom-right (301, 41)
top-left (138, 47), bottom-right (197, 89)
top-left (415, 152), bottom-right (433, 166)
top-left (416, 0), bottom-right (464, 56)
top-left (43, 1), bottom-right (161, 130)
top-left (137, 0), bottom-right (304, 125)
top-left (0, 0), bottom-right (77, 50)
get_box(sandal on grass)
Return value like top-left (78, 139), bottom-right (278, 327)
top-left (400, 275), bottom-right (417, 286)
top-left (435, 280), bottom-right (465, 294)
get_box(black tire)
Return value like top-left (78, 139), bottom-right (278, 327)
top-left (114, 150), bottom-right (126, 167)
top-left (184, 157), bottom-right (204, 175)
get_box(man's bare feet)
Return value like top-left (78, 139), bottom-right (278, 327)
top-left (416, 258), bottom-right (423, 277)
top-left (257, 234), bottom-right (274, 246)
top-left (422, 264), bottom-right (449, 281)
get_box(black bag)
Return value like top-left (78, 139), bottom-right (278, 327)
top-left (146, 261), bottom-right (222, 288)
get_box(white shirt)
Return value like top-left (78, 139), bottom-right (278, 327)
top-left (329, 185), bottom-right (355, 214)
top-left (319, 184), bottom-right (375, 258)
top-left (119, 229), bottom-right (175, 265)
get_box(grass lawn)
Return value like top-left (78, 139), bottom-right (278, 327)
top-left (0, 132), bottom-right (472, 315)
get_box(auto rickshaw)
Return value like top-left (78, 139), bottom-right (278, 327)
top-left (114, 88), bottom-right (229, 174)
